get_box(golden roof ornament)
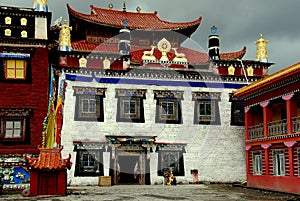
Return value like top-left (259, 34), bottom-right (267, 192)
top-left (58, 20), bottom-right (72, 51)
top-left (254, 33), bottom-right (269, 63)
top-left (136, 7), bottom-right (141, 13)
top-left (33, 0), bottom-right (48, 12)
top-left (108, 3), bottom-right (113, 10)
top-left (79, 56), bottom-right (87, 68)
top-left (157, 38), bottom-right (171, 61)
top-left (172, 48), bottom-right (187, 63)
top-left (228, 65), bottom-right (235, 75)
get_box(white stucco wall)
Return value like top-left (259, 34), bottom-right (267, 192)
top-left (60, 75), bottom-right (246, 185)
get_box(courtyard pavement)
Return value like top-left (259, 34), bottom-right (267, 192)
top-left (0, 184), bottom-right (299, 201)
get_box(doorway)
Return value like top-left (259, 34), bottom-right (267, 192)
top-left (118, 155), bottom-right (139, 184)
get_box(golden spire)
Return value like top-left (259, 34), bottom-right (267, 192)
top-left (254, 33), bottom-right (269, 62)
top-left (123, 1), bottom-right (126, 12)
top-left (136, 6), bottom-right (141, 13)
top-left (108, 3), bottom-right (113, 10)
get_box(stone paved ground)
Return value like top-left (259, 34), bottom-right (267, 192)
top-left (0, 184), bottom-right (299, 201)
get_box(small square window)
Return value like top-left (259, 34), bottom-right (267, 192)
top-left (158, 151), bottom-right (184, 176)
top-left (4, 60), bottom-right (26, 79)
top-left (0, 108), bottom-right (31, 143)
top-left (73, 87), bottom-right (106, 122)
top-left (74, 95), bottom-right (104, 122)
top-left (194, 100), bottom-right (220, 125)
top-left (117, 97), bottom-right (144, 123)
top-left (156, 99), bottom-right (181, 124)
top-left (75, 150), bottom-right (103, 177)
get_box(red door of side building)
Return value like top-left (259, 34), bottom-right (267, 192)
top-left (38, 172), bottom-right (58, 195)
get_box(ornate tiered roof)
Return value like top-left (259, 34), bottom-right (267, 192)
top-left (67, 4), bottom-right (201, 31)
top-left (25, 147), bottom-right (72, 171)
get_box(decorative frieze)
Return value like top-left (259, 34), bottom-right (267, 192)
top-left (72, 86), bottom-right (106, 96)
top-left (0, 108), bottom-right (32, 116)
top-left (156, 143), bottom-right (186, 152)
top-left (73, 141), bottom-right (106, 150)
top-left (192, 91), bottom-right (221, 101)
top-left (153, 90), bottom-right (184, 100)
top-left (115, 89), bottom-right (147, 98)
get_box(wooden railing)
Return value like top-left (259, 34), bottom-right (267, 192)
top-left (292, 116), bottom-right (300, 133)
top-left (267, 119), bottom-right (287, 136)
top-left (248, 124), bottom-right (264, 139)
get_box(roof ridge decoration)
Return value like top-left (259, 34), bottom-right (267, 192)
top-left (234, 61), bottom-right (300, 97)
top-left (67, 4), bottom-right (202, 31)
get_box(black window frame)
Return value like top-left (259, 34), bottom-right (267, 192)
top-left (0, 108), bottom-right (31, 144)
top-left (115, 89), bottom-right (146, 123)
top-left (0, 56), bottom-right (32, 83)
top-left (157, 150), bottom-right (185, 176)
top-left (74, 149), bottom-right (104, 177)
top-left (193, 92), bottom-right (221, 125)
top-left (73, 87), bottom-right (106, 122)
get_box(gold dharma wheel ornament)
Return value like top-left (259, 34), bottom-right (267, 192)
top-left (157, 38), bottom-right (171, 61)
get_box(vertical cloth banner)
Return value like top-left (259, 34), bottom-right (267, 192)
top-left (44, 67), bottom-right (56, 148)
top-left (55, 70), bottom-right (66, 147)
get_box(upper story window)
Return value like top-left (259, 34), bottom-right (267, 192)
top-left (0, 53), bottom-right (31, 83)
top-left (0, 108), bottom-right (32, 143)
top-left (116, 89), bottom-right (146, 123)
top-left (229, 93), bottom-right (245, 126)
top-left (154, 90), bottom-right (183, 124)
top-left (192, 92), bottom-right (221, 125)
top-left (73, 87), bottom-right (106, 122)
top-left (5, 60), bottom-right (26, 79)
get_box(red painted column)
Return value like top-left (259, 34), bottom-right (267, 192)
top-left (284, 141), bottom-right (296, 176)
top-left (260, 101), bottom-right (271, 138)
top-left (282, 93), bottom-right (296, 134)
top-left (261, 144), bottom-right (271, 175)
top-left (244, 108), bottom-right (253, 140)
top-left (245, 146), bottom-right (251, 176)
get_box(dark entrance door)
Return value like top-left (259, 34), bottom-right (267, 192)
top-left (38, 172), bottom-right (58, 195)
top-left (118, 155), bottom-right (139, 184)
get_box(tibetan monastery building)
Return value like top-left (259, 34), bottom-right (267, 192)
top-left (50, 3), bottom-right (273, 185)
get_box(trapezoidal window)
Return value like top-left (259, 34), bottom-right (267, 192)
top-left (73, 87), bottom-right (106, 122)
top-left (192, 92), bottom-right (221, 125)
top-left (156, 143), bottom-right (186, 176)
top-left (154, 90), bottom-right (183, 124)
top-left (116, 89), bottom-right (146, 123)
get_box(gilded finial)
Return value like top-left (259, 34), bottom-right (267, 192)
top-left (254, 33), bottom-right (269, 62)
top-left (58, 19), bottom-right (72, 51)
top-left (123, 1), bottom-right (126, 12)
top-left (108, 3), bottom-right (113, 10)
top-left (136, 6), bottom-right (141, 13)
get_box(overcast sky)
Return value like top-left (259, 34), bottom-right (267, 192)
top-left (2, 0), bottom-right (300, 74)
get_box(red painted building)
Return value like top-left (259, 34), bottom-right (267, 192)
top-left (234, 62), bottom-right (300, 194)
top-left (0, 5), bottom-right (51, 191)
